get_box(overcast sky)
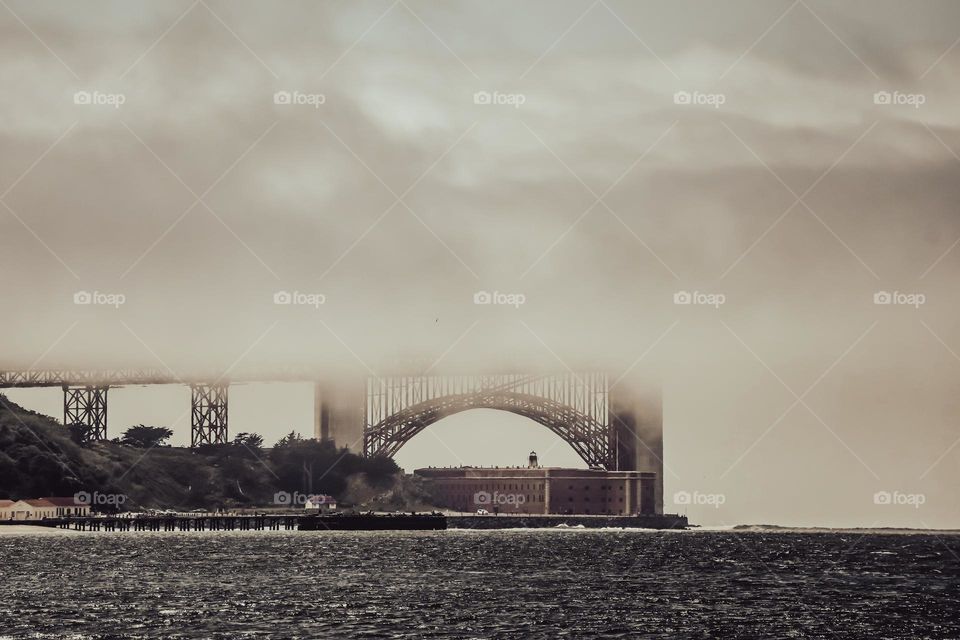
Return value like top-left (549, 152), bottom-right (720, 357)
top-left (1, 0), bottom-right (959, 527)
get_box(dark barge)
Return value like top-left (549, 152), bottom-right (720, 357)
top-left (299, 512), bottom-right (446, 531)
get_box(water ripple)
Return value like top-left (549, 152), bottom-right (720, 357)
top-left (0, 529), bottom-right (958, 639)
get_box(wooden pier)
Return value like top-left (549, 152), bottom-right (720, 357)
top-left (49, 515), bottom-right (302, 532)
top-left (4, 513), bottom-right (446, 532)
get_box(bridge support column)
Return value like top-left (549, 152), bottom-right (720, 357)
top-left (314, 379), bottom-right (365, 453)
top-left (609, 384), bottom-right (663, 515)
top-left (62, 385), bottom-right (108, 441)
top-left (191, 383), bottom-right (228, 447)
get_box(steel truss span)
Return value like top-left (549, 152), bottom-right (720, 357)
top-left (364, 373), bottom-right (615, 469)
top-left (0, 369), bottom-right (175, 388)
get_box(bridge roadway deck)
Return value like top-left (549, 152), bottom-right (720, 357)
top-left (0, 367), bottom-right (326, 388)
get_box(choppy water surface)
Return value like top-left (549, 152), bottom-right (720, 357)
top-left (1, 529), bottom-right (958, 639)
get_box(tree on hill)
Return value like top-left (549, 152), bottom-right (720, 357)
top-left (269, 437), bottom-right (342, 494)
top-left (0, 406), bottom-right (108, 499)
top-left (269, 436), bottom-right (400, 498)
top-left (363, 455), bottom-right (403, 488)
top-left (0, 394), bottom-right (401, 509)
top-left (274, 431), bottom-right (303, 448)
top-left (232, 432), bottom-right (264, 450)
top-left (230, 432), bottom-right (266, 462)
top-left (67, 422), bottom-right (93, 445)
top-left (118, 425), bottom-right (174, 448)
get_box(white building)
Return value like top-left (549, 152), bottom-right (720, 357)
top-left (1, 497), bottom-right (90, 520)
top-left (42, 497), bottom-right (91, 517)
top-left (304, 494), bottom-right (337, 513)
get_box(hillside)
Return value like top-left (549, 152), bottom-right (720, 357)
top-left (0, 394), bottom-right (403, 511)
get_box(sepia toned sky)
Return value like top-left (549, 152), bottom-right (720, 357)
top-left (1, 0), bottom-right (959, 527)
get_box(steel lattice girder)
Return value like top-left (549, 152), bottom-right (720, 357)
top-left (62, 385), bottom-right (109, 441)
top-left (364, 391), bottom-right (616, 469)
top-left (191, 383), bottom-right (229, 447)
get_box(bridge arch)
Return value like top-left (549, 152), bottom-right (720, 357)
top-left (363, 374), bottom-right (616, 469)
